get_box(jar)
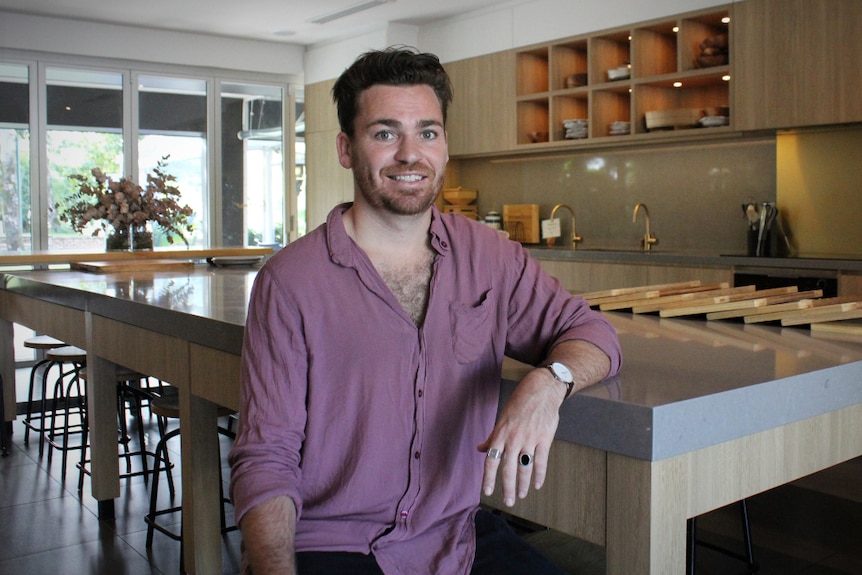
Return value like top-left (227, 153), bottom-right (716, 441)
top-left (484, 211), bottom-right (502, 230)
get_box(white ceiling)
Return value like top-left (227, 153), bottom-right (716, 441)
top-left (0, 0), bottom-right (514, 47)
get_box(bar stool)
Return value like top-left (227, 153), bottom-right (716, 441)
top-left (22, 335), bottom-right (67, 456)
top-left (76, 366), bottom-right (172, 492)
top-left (44, 345), bottom-right (87, 480)
top-left (145, 387), bottom-right (236, 572)
top-left (687, 499), bottom-right (759, 574)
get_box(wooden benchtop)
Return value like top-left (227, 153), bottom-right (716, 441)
top-left (0, 246), bottom-right (272, 266)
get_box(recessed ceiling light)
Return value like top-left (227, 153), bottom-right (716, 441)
top-left (308, 0), bottom-right (396, 25)
top-left (273, 29), bottom-right (296, 37)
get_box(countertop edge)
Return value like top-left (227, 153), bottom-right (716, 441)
top-left (528, 247), bottom-right (862, 273)
top-left (502, 357), bottom-right (862, 462)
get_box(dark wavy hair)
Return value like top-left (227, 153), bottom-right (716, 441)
top-left (331, 46), bottom-right (453, 138)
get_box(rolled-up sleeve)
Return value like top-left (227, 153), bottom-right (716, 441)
top-left (228, 266), bottom-right (308, 524)
top-left (503, 245), bottom-right (622, 377)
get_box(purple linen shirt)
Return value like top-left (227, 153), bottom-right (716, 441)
top-left (229, 203), bottom-right (621, 575)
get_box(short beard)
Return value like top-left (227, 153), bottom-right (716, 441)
top-left (354, 163), bottom-right (444, 216)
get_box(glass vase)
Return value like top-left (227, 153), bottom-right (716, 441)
top-left (105, 225), bottom-right (154, 251)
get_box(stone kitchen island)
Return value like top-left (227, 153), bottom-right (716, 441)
top-left (1, 267), bottom-right (861, 574)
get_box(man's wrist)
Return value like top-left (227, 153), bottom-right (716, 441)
top-left (541, 362), bottom-right (575, 400)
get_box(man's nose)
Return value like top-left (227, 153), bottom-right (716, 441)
top-left (394, 136), bottom-right (422, 164)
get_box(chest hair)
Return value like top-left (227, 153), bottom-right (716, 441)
top-left (375, 250), bottom-right (434, 326)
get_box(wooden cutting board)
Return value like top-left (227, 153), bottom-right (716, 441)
top-left (658, 286), bottom-right (799, 318)
top-left (780, 301), bottom-right (862, 326)
top-left (705, 290), bottom-right (823, 320)
top-left (810, 320), bottom-right (862, 336)
top-left (71, 259), bottom-right (194, 273)
top-left (631, 285), bottom-right (757, 314)
top-left (744, 295), bottom-right (862, 324)
top-left (598, 283), bottom-right (729, 311)
top-left (502, 204), bottom-right (541, 243)
top-left (582, 280), bottom-right (702, 302)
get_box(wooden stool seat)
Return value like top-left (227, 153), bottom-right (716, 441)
top-left (22, 336), bottom-right (72, 452)
top-left (43, 346), bottom-right (87, 479)
top-left (24, 335), bottom-right (66, 350)
top-left (45, 346), bottom-right (87, 363)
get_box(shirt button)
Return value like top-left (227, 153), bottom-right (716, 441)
top-left (417, 389), bottom-right (424, 398)
top-left (441, 240), bottom-right (448, 248)
top-left (401, 510), bottom-right (408, 518)
top-left (414, 451), bottom-right (420, 459)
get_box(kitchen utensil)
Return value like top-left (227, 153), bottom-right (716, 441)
top-left (774, 212), bottom-right (794, 255)
top-left (756, 205), bottom-right (768, 256)
top-left (743, 203), bottom-right (759, 229)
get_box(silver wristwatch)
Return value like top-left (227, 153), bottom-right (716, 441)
top-left (544, 361), bottom-right (575, 399)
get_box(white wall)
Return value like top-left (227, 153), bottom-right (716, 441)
top-left (0, 10), bottom-right (304, 76)
top-left (303, 23), bottom-right (418, 84)
top-left (306, 0), bottom-right (732, 82)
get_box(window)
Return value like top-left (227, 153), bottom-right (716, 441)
top-left (0, 53), bottom-right (297, 253)
top-left (138, 75), bottom-right (208, 248)
top-left (46, 66), bottom-right (124, 250)
top-left (0, 63), bottom-right (30, 251)
top-left (220, 81), bottom-right (286, 247)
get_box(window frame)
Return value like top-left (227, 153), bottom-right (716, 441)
top-left (0, 48), bottom-right (299, 251)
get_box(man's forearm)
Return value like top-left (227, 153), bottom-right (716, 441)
top-left (240, 495), bottom-right (298, 575)
top-left (546, 339), bottom-right (611, 398)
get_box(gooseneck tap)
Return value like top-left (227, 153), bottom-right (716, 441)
top-left (632, 203), bottom-right (658, 252)
top-left (547, 203), bottom-right (583, 248)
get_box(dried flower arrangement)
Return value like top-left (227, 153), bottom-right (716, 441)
top-left (61, 156), bottom-right (194, 247)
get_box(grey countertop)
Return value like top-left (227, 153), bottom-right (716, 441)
top-left (528, 246), bottom-right (862, 273)
top-left (5, 266), bottom-right (862, 464)
top-left (2, 266), bottom-right (256, 354)
top-left (503, 312), bottom-right (862, 461)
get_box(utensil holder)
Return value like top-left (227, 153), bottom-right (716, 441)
top-left (748, 229), bottom-right (771, 257)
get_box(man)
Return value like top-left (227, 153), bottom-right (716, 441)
top-left (229, 47), bottom-right (621, 575)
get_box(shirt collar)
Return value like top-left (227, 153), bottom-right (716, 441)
top-left (326, 202), bottom-right (452, 268)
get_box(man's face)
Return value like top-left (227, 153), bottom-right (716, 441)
top-left (337, 84), bottom-right (449, 216)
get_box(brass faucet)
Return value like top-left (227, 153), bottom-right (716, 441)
top-left (547, 203), bottom-right (582, 248)
top-left (632, 203), bottom-right (658, 251)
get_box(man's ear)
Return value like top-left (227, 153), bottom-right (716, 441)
top-left (335, 131), bottom-right (352, 169)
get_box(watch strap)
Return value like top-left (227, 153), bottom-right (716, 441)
top-left (544, 364), bottom-right (575, 400)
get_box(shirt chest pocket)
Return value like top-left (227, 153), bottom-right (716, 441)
top-left (449, 288), bottom-right (495, 364)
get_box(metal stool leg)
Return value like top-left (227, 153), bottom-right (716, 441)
top-left (687, 499), bottom-right (759, 574)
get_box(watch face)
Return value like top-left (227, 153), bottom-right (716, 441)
top-left (551, 362), bottom-right (573, 383)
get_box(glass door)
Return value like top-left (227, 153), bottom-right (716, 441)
top-left (45, 66), bottom-right (124, 250)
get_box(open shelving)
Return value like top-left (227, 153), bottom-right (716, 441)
top-left (515, 5), bottom-right (732, 147)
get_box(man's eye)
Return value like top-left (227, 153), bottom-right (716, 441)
top-left (420, 130), bottom-right (439, 140)
top-left (375, 131), bottom-right (395, 141)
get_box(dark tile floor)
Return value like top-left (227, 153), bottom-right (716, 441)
top-left (2, 370), bottom-right (861, 575)
top-left (0, 399), bottom-right (243, 575)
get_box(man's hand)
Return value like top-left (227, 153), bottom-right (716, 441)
top-left (477, 368), bottom-right (562, 507)
top-left (477, 340), bottom-right (611, 506)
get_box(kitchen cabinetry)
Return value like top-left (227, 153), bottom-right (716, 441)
top-left (839, 273), bottom-right (862, 298)
top-left (733, 0), bottom-right (862, 131)
top-left (444, 51), bottom-right (516, 156)
top-left (514, 6), bottom-right (732, 148)
top-left (304, 79), bottom-right (354, 229)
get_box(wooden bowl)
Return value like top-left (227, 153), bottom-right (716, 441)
top-left (645, 108), bottom-right (702, 130)
top-left (442, 187), bottom-right (477, 205)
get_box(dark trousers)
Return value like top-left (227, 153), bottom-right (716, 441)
top-left (296, 509), bottom-right (567, 575)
